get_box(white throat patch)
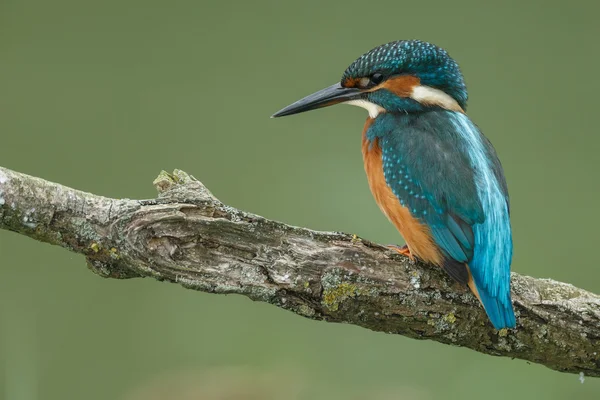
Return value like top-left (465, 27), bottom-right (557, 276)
top-left (345, 99), bottom-right (386, 118)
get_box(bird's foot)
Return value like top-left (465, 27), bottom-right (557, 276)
top-left (388, 244), bottom-right (414, 261)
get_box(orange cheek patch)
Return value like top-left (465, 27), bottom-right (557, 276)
top-left (378, 75), bottom-right (420, 97)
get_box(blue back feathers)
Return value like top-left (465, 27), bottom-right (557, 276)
top-left (450, 113), bottom-right (515, 329)
top-left (342, 40), bottom-right (469, 110)
top-left (367, 111), bottom-right (515, 329)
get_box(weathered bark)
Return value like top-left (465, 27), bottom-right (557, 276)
top-left (0, 166), bottom-right (598, 377)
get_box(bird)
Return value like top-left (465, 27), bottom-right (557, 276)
top-left (272, 40), bottom-right (516, 329)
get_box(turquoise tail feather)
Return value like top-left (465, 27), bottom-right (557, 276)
top-left (473, 279), bottom-right (516, 329)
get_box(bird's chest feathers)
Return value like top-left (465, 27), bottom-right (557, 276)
top-left (361, 118), bottom-right (442, 265)
top-left (361, 120), bottom-right (394, 219)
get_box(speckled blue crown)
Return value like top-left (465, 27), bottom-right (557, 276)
top-left (342, 40), bottom-right (468, 109)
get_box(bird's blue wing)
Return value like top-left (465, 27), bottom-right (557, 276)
top-left (372, 112), bottom-right (515, 328)
top-left (377, 113), bottom-right (484, 266)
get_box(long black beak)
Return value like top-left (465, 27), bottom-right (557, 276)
top-left (271, 83), bottom-right (362, 118)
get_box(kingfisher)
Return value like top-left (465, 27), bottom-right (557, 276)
top-left (272, 40), bottom-right (516, 329)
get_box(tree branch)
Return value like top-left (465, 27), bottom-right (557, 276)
top-left (0, 166), bottom-right (598, 377)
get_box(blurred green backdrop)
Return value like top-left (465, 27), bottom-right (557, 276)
top-left (1, 0), bottom-right (599, 399)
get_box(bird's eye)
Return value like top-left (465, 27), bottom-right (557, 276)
top-left (357, 73), bottom-right (384, 89)
top-left (370, 73), bottom-right (383, 85)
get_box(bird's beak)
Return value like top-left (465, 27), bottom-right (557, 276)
top-left (271, 83), bottom-right (362, 118)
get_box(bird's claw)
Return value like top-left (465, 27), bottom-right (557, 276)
top-left (387, 244), bottom-right (414, 261)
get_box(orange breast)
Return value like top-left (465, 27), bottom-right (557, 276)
top-left (361, 119), bottom-right (443, 266)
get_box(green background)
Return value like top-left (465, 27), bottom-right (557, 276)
top-left (1, 0), bottom-right (599, 399)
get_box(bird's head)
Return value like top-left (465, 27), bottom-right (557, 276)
top-left (272, 40), bottom-right (467, 119)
